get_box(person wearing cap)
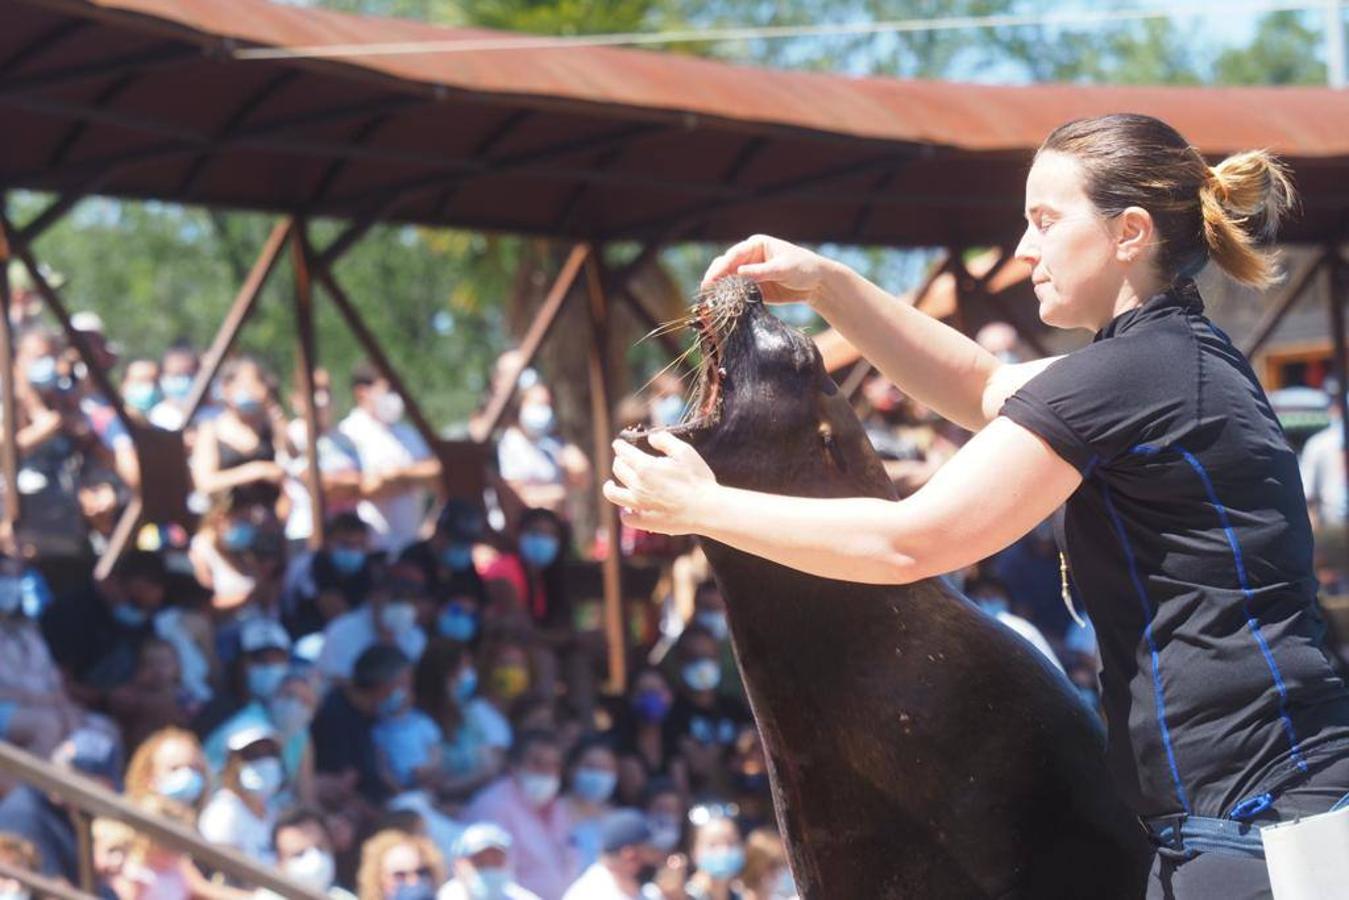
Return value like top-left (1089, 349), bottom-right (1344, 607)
top-left (195, 616), bottom-right (292, 745)
top-left (282, 511), bottom-right (376, 640)
top-left (400, 500), bottom-right (490, 645)
top-left (198, 721), bottom-right (286, 864)
top-left (268, 806), bottom-right (357, 900)
top-left (0, 727), bottom-right (123, 887)
top-left (560, 809), bottom-right (664, 900)
top-left (438, 823), bottom-right (540, 900)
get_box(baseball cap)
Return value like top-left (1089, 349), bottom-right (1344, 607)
top-left (599, 809), bottom-right (653, 854)
top-left (453, 823), bottom-right (513, 859)
top-left (224, 721), bottom-right (279, 754)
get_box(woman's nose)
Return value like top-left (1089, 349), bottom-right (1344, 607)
top-left (1014, 226), bottom-right (1039, 266)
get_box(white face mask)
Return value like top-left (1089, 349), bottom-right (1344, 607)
top-left (284, 846), bottom-right (335, 891)
top-left (0, 889), bottom-right (32, 900)
top-left (238, 756), bottom-right (285, 798)
top-left (467, 867), bottom-right (512, 900)
top-left (373, 391), bottom-right (405, 425)
top-left (516, 771), bottom-right (560, 808)
top-left (518, 402), bottom-right (554, 436)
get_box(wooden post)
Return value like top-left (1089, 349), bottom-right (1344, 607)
top-left (73, 809), bottom-right (94, 894)
top-left (1330, 250), bottom-right (1349, 527)
top-left (305, 249), bottom-right (449, 492)
top-left (0, 204), bottom-right (19, 544)
top-left (93, 496), bottom-right (142, 582)
top-left (1242, 251), bottom-right (1328, 357)
top-left (584, 247), bottom-right (627, 693)
top-left (470, 244), bottom-right (591, 444)
top-left (183, 218), bottom-right (294, 424)
top-left (291, 226), bottom-right (326, 549)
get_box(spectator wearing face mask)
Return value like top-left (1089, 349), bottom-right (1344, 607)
top-left (120, 358), bottom-right (162, 424)
top-left (663, 629), bottom-right (749, 794)
top-left (199, 723), bottom-right (287, 863)
top-left (401, 500), bottom-right (490, 642)
top-left (438, 823), bottom-right (539, 900)
top-left (373, 665), bottom-right (444, 796)
top-left (462, 730), bottom-right (578, 900)
top-left (356, 829), bottom-right (446, 900)
top-left (483, 510), bottom-right (570, 636)
top-left (478, 640), bottom-right (534, 722)
top-left (739, 830), bottom-right (795, 900)
top-left (312, 645), bottom-right (412, 806)
top-left (316, 562), bottom-right (428, 682)
top-left (190, 357), bottom-right (291, 511)
top-left (609, 669), bottom-right (684, 807)
top-left (642, 779), bottom-right (686, 858)
top-left (40, 550), bottom-right (168, 706)
top-left (106, 636), bottom-right (195, 749)
top-left (0, 554), bottom-right (96, 760)
top-left (282, 512), bottom-right (377, 640)
top-left (189, 498), bottom-right (287, 625)
top-left (561, 809), bottom-right (663, 900)
top-left (560, 737), bottom-right (620, 870)
top-left (197, 617), bottom-right (293, 750)
top-left (149, 342), bottom-right (206, 432)
top-left (125, 727), bottom-right (210, 817)
top-left (685, 816), bottom-right (745, 900)
top-left (0, 728), bottom-right (123, 885)
top-left (340, 363), bottom-right (442, 556)
top-left (686, 582), bottom-right (744, 707)
top-left (414, 639), bottom-right (510, 800)
top-left (271, 807), bottom-right (356, 899)
top-left (496, 383), bottom-right (590, 519)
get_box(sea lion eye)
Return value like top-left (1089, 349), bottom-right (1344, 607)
top-left (819, 425), bottom-right (847, 471)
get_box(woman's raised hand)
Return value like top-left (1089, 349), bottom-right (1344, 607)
top-left (700, 234), bottom-right (839, 305)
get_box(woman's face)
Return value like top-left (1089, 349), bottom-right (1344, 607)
top-left (152, 737), bottom-right (205, 784)
top-left (1015, 151), bottom-right (1127, 331)
top-left (380, 842), bottom-right (432, 897)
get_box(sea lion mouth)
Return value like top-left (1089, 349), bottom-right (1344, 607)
top-left (621, 276), bottom-right (760, 443)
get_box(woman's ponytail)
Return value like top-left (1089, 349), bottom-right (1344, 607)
top-left (1198, 150), bottom-right (1297, 289)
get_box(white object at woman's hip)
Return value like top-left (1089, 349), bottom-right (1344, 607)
top-left (1261, 803), bottom-right (1349, 899)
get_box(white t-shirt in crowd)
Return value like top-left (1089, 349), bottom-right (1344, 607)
top-left (197, 789), bottom-right (275, 864)
top-left (1301, 422), bottom-right (1346, 525)
top-left (282, 419), bottom-right (362, 542)
top-left (439, 878), bottom-right (541, 900)
top-left (338, 408), bottom-right (432, 555)
top-left (315, 605), bottom-right (426, 680)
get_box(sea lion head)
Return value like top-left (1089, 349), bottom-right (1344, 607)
top-left (626, 276), bottom-right (895, 501)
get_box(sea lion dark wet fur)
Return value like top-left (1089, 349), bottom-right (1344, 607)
top-left (627, 277), bottom-right (1152, 899)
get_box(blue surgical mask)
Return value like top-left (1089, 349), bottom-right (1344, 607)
top-left (697, 846), bottom-right (745, 881)
top-left (695, 610), bottom-right (729, 641)
top-left (437, 605), bottom-right (478, 642)
top-left (223, 522), bottom-right (256, 553)
top-left (773, 867), bottom-right (797, 899)
top-left (160, 373), bottom-right (193, 400)
top-left (238, 756), bottom-right (284, 797)
top-left (571, 767), bottom-right (617, 804)
top-left (232, 392), bottom-right (263, 416)
top-left (26, 356), bottom-right (59, 390)
top-left (468, 867), bottom-right (512, 900)
top-left (112, 603), bottom-right (149, 629)
top-left (682, 659), bottom-right (722, 692)
top-left (633, 689), bottom-right (670, 723)
top-left (654, 394), bottom-right (685, 427)
top-left (517, 771), bottom-right (560, 807)
top-left (519, 533), bottom-right (560, 568)
top-left (156, 766), bottom-right (204, 805)
top-left (454, 667), bottom-right (479, 704)
top-left (0, 576), bottom-right (24, 616)
top-left (247, 662), bottom-right (289, 700)
top-left (647, 815), bottom-right (682, 852)
top-left (391, 882), bottom-right (436, 900)
top-left (125, 382), bottom-right (161, 413)
top-left (328, 547), bottom-right (366, 576)
top-left (378, 687), bottom-right (407, 718)
top-left (440, 544), bottom-right (474, 572)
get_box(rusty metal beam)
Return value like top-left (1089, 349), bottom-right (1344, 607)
top-left (1241, 251), bottom-right (1328, 357)
top-left (176, 70), bottom-right (303, 197)
top-left (0, 206), bottom-right (18, 542)
top-left (0, 20), bottom-right (89, 79)
top-left (470, 244), bottom-right (591, 443)
top-left (183, 218), bottom-right (294, 423)
top-left (584, 249), bottom-right (627, 694)
top-left (306, 244), bottom-right (449, 490)
top-left (92, 496), bottom-right (142, 582)
top-left (0, 43), bottom-right (197, 98)
top-left (292, 227), bottom-right (327, 549)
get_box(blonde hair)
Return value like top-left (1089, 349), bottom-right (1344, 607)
top-left (356, 829), bottom-right (446, 900)
top-left (1040, 114), bottom-right (1297, 289)
top-left (124, 727), bottom-right (205, 813)
top-left (741, 828), bottom-right (788, 896)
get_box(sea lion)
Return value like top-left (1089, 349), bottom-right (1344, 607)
top-left (626, 277), bottom-right (1152, 899)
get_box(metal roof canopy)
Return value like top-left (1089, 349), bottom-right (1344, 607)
top-left (3, 0), bottom-right (1349, 247)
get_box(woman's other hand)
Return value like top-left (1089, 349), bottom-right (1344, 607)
top-left (604, 432), bottom-right (717, 536)
top-left (701, 233), bottom-right (842, 305)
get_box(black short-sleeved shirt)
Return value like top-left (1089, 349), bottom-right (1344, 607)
top-left (1001, 279), bottom-right (1349, 820)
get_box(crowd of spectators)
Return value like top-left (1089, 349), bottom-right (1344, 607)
top-left (0, 265), bottom-right (1343, 900)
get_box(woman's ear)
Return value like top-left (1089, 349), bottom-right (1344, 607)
top-left (1114, 206), bottom-right (1154, 265)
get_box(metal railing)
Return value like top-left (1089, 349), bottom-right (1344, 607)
top-left (0, 741), bottom-right (325, 899)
